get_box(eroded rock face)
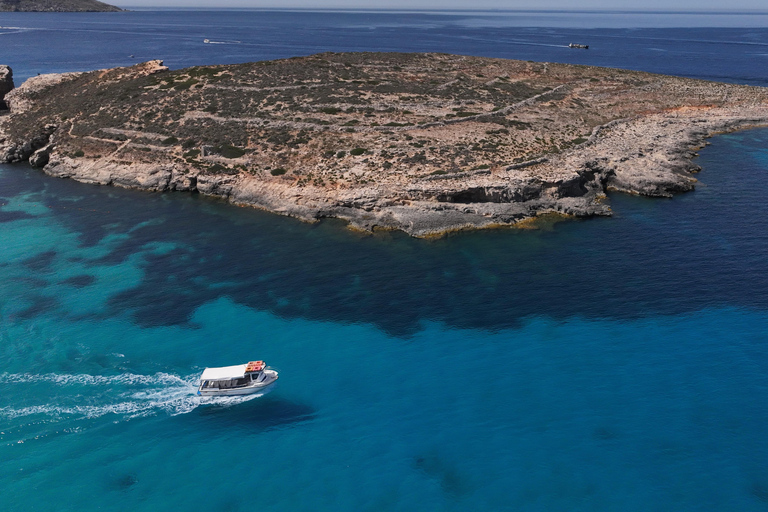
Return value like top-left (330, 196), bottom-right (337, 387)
top-left (0, 65), bottom-right (13, 110)
top-left (29, 146), bottom-right (51, 167)
top-left (1, 54), bottom-right (767, 237)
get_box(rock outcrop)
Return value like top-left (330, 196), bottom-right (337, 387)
top-left (1, 53), bottom-right (767, 237)
top-left (0, 65), bottom-right (13, 110)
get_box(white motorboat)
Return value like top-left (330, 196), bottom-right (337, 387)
top-left (197, 361), bottom-right (278, 396)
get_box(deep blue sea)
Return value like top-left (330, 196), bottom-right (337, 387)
top-left (1, 9), bottom-right (768, 512)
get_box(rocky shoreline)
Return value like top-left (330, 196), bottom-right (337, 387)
top-left (1, 54), bottom-right (767, 237)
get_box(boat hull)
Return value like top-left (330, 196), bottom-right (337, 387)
top-left (197, 371), bottom-right (278, 396)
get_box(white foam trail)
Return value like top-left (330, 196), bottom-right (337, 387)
top-left (199, 390), bottom-right (270, 407)
top-left (0, 372), bottom-right (190, 386)
top-left (0, 26), bottom-right (35, 35)
top-left (0, 371), bottom-right (272, 422)
top-left (0, 372), bottom-right (202, 420)
top-left (0, 397), bottom-right (196, 420)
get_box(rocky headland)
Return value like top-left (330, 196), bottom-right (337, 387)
top-left (0, 0), bottom-right (122, 12)
top-left (1, 53), bottom-right (767, 236)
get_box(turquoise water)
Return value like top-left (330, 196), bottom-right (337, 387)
top-left (2, 9), bottom-right (768, 511)
top-left (2, 126), bottom-right (768, 510)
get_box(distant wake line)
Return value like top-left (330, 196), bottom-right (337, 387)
top-left (0, 27), bottom-right (31, 35)
top-left (203, 39), bottom-right (243, 45)
top-left (0, 372), bottom-right (267, 421)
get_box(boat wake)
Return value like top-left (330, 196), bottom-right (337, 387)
top-left (0, 371), bottom-right (270, 423)
top-left (203, 39), bottom-right (242, 45)
top-left (0, 26), bottom-right (32, 34)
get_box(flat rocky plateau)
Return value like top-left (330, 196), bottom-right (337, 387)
top-left (1, 53), bottom-right (767, 236)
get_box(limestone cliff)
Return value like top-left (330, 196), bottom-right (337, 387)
top-left (1, 53), bottom-right (767, 236)
top-left (0, 65), bottom-right (13, 110)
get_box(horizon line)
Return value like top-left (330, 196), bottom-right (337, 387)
top-left (115, 6), bottom-right (768, 14)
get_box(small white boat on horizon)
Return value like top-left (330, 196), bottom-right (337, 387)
top-left (197, 360), bottom-right (278, 396)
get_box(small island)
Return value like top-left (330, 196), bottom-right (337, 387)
top-left (1, 53), bottom-right (767, 236)
top-left (0, 0), bottom-right (122, 12)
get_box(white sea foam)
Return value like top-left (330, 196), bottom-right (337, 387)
top-left (0, 26), bottom-right (31, 34)
top-left (0, 371), bottom-right (191, 386)
top-left (0, 371), bottom-right (271, 422)
top-left (203, 39), bottom-right (242, 44)
top-left (0, 372), bottom-right (209, 421)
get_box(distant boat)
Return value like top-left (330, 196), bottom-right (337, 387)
top-left (203, 39), bottom-right (210, 43)
top-left (569, 43), bottom-right (589, 49)
top-left (197, 360), bottom-right (278, 396)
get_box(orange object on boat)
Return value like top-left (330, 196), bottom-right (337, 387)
top-left (246, 361), bottom-right (265, 372)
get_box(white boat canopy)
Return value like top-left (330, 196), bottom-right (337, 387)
top-left (200, 364), bottom-right (249, 381)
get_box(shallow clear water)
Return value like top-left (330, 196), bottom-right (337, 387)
top-left (1, 10), bottom-right (768, 512)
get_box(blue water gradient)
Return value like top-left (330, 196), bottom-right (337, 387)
top-left (2, 10), bottom-right (768, 85)
top-left (1, 10), bottom-right (768, 511)
top-left (1, 124), bottom-right (768, 510)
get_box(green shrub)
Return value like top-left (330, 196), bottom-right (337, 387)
top-left (173, 79), bottom-right (199, 91)
top-left (162, 136), bottom-right (179, 145)
top-left (350, 148), bottom-right (366, 156)
top-left (217, 145), bottom-right (246, 159)
top-left (73, 150), bottom-right (84, 157)
top-left (271, 168), bottom-right (287, 176)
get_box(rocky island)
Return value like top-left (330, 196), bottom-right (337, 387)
top-left (1, 53), bottom-right (767, 236)
top-left (0, 0), bottom-right (122, 12)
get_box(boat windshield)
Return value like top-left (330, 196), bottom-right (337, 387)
top-left (201, 378), bottom-right (252, 389)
